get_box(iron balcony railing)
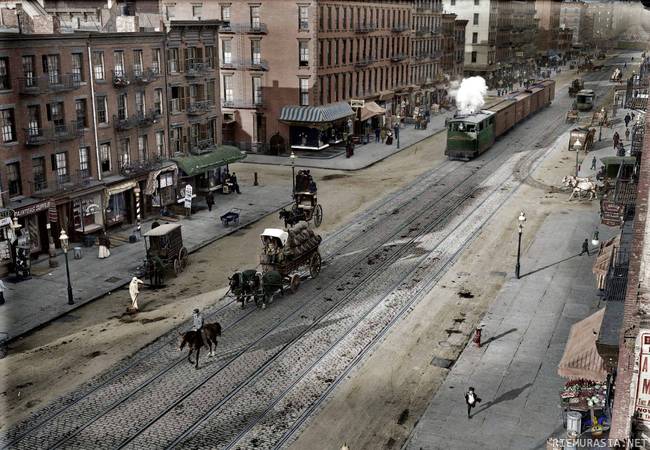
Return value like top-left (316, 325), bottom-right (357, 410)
top-left (51, 121), bottom-right (83, 142)
top-left (113, 110), bottom-right (161, 131)
top-left (187, 100), bottom-right (216, 115)
top-left (132, 67), bottom-right (161, 84)
top-left (19, 74), bottom-right (81, 94)
top-left (24, 128), bottom-right (49, 146)
top-left (221, 23), bottom-right (268, 34)
top-left (185, 59), bottom-right (215, 77)
top-left (112, 69), bottom-right (130, 87)
top-left (29, 176), bottom-right (48, 193)
top-left (220, 58), bottom-right (269, 71)
top-left (221, 98), bottom-right (264, 109)
top-left (119, 155), bottom-right (164, 176)
top-left (190, 138), bottom-right (217, 155)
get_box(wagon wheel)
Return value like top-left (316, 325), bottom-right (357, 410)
top-left (290, 274), bottom-right (301, 293)
top-left (173, 258), bottom-right (181, 277)
top-left (313, 204), bottom-right (323, 228)
top-left (309, 252), bottom-right (322, 279)
top-left (179, 247), bottom-right (189, 270)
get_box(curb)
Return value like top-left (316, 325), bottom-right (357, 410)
top-left (5, 202), bottom-right (291, 345)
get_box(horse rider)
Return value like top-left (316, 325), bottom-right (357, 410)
top-left (192, 308), bottom-right (205, 345)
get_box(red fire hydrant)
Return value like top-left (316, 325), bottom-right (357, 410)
top-left (473, 325), bottom-right (483, 348)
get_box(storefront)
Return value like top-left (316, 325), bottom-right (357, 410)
top-left (145, 162), bottom-right (179, 213)
top-left (12, 199), bottom-right (51, 256)
top-left (104, 180), bottom-right (137, 228)
top-left (358, 101), bottom-right (386, 136)
top-left (171, 145), bottom-right (247, 201)
top-left (72, 192), bottom-right (104, 237)
top-left (279, 102), bottom-right (355, 151)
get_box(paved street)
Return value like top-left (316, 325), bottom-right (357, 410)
top-left (1, 182), bottom-right (291, 342)
top-left (405, 210), bottom-right (611, 450)
top-left (2, 56), bottom-right (614, 450)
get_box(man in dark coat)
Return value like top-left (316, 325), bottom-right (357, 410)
top-left (205, 191), bottom-right (214, 212)
top-left (230, 173), bottom-right (241, 194)
top-left (625, 113), bottom-right (631, 128)
top-left (465, 387), bottom-right (481, 418)
top-left (613, 131), bottom-right (620, 150)
top-left (580, 239), bottom-right (590, 256)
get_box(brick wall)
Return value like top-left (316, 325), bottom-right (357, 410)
top-left (610, 111), bottom-right (650, 441)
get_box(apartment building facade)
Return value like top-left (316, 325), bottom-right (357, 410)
top-left (560, 0), bottom-right (591, 47)
top-left (411, 0), bottom-right (444, 106)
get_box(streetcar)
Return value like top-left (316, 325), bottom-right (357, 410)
top-left (576, 89), bottom-right (596, 111)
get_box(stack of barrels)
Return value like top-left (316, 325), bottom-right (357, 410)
top-left (284, 224), bottom-right (322, 260)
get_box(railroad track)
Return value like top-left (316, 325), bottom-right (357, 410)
top-left (3, 57), bottom-right (623, 450)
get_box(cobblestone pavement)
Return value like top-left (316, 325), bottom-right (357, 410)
top-left (1, 64), bottom-right (617, 450)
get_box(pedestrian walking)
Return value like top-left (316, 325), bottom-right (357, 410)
top-left (229, 173), bottom-right (241, 194)
top-left (464, 387), bottom-right (482, 419)
top-left (98, 232), bottom-right (111, 259)
top-left (580, 239), bottom-right (590, 256)
top-left (129, 276), bottom-right (144, 311)
top-left (380, 127), bottom-right (386, 143)
top-left (625, 113), bottom-right (631, 128)
top-left (613, 131), bottom-right (620, 150)
top-left (374, 126), bottom-right (381, 143)
top-left (205, 191), bottom-right (214, 212)
top-left (591, 156), bottom-right (597, 170)
top-left (0, 279), bottom-right (6, 305)
top-left (626, 127), bottom-right (631, 141)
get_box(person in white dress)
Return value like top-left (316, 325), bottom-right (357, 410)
top-left (98, 233), bottom-right (111, 259)
top-left (129, 277), bottom-right (144, 311)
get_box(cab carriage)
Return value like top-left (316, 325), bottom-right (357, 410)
top-left (576, 89), bottom-right (596, 111)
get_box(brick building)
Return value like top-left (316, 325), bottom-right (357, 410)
top-left (535, 0), bottom-right (562, 58)
top-left (452, 18), bottom-right (467, 80)
top-left (440, 13), bottom-right (465, 83)
top-left (411, 0), bottom-right (444, 107)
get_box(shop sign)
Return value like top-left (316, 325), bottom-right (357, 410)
top-left (601, 201), bottom-right (624, 227)
top-left (15, 201), bottom-right (50, 218)
top-left (635, 332), bottom-right (650, 423)
top-left (184, 184), bottom-right (193, 209)
top-left (350, 99), bottom-right (365, 108)
top-left (85, 204), bottom-right (101, 214)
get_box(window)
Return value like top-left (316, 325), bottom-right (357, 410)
top-left (71, 53), bottom-right (83, 82)
top-left (0, 109), bottom-right (16, 143)
top-left (100, 143), bottom-right (111, 172)
top-left (117, 93), bottom-right (128, 120)
top-left (32, 157), bottom-right (46, 191)
top-left (222, 39), bottom-right (232, 64)
top-left (471, 51), bottom-right (477, 63)
top-left (153, 48), bottom-right (162, 74)
top-left (155, 130), bottom-right (164, 156)
top-left (79, 146), bottom-right (90, 178)
top-left (299, 40), bottom-right (309, 66)
top-left (96, 96), bottom-right (108, 124)
top-left (119, 138), bottom-right (130, 168)
top-left (154, 88), bottom-right (163, 115)
top-left (223, 75), bottom-right (233, 103)
top-left (135, 91), bottom-right (145, 115)
top-left (138, 135), bottom-right (148, 160)
top-left (250, 5), bottom-right (260, 28)
top-left (473, 13), bottom-right (479, 25)
top-left (170, 127), bottom-right (182, 153)
top-left (48, 102), bottom-right (64, 133)
top-left (43, 54), bottom-right (60, 85)
top-left (6, 163), bottom-right (21, 196)
top-left (251, 40), bottom-right (261, 64)
top-left (75, 99), bottom-right (87, 128)
top-left (472, 32), bottom-right (478, 44)
top-left (165, 4), bottom-right (175, 19)
top-left (113, 51), bottom-right (125, 77)
top-left (54, 152), bottom-right (68, 182)
top-left (299, 78), bottom-right (309, 106)
top-left (168, 48), bottom-right (179, 73)
top-left (205, 46), bottom-right (215, 69)
top-left (133, 50), bottom-right (143, 76)
top-left (299, 5), bottom-right (309, 30)
top-left (170, 86), bottom-right (185, 112)
top-left (252, 76), bottom-right (262, 105)
top-left (93, 51), bottom-right (105, 80)
top-left (27, 106), bottom-right (41, 136)
top-left (207, 79), bottom-right (216, 104)
top-left (22, 56), bottom-right (35, 88)
top-left (192, 4), bottom-right (202, 18)
top-left (221, 4), bottom-right (231, 21)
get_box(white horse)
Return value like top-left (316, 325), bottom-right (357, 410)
top-left (568, 180), bottom-right (598, 200)
top-left (562, 175), bottom-right (592, 188)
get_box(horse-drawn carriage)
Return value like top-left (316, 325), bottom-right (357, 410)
top-left (229, 225), bottom-right (322, 309)
top-left (591, 108), bottom-right (608, 127)
top-left (279, 169), bottom-right (323, 228)
top-left (142, 223), bottom-right (189, 284)
top-left (569, 127), bottom-right (596, 153)
top-left (568, 79), bottom-right (584, 97)
top-left (566, 108), bottom-right (579, 123)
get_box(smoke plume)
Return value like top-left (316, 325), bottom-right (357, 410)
top-left (455, 76), bottom-right (488, 115)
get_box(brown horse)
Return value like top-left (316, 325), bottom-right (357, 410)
top-left (179, 322), bottom-right (222, 369)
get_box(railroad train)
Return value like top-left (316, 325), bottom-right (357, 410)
top-left (445, 80), bottom-right (556, 160)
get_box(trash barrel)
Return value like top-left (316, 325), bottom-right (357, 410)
top-left (566, 411), bottom-right (581, 436)
top-left (73, 247), bottom-right (82, 260)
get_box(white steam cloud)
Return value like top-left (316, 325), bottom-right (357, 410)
top-left (455, 76), bottom-right (488, 115)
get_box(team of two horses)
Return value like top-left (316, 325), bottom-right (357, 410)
top-left (562, 175), bottom-right (598, 201)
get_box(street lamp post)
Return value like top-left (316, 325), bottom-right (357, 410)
top-left (59, 230), bottom-right (74, 305)
top-left (598, 107), bottom-right (605, 142)
top-left (515, 211), bottom-right (526, 279)
top-left (290, 151), bottom-right (296, 195)
top-left (574, 139), bottom-right (582, 177)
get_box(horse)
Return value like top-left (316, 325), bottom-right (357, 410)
top-left (562, 175), bottom-right (592, 188)
top-left (279, 207), bottom-right (304, 228)
top-left (229, 270), bottom-right (261, 308)
top-left (568, 180), bottom-right (598, 201)
top-left (179, 322), bottom-right (222, 369)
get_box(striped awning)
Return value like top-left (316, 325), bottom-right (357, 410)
top-left (279, 102), bottom-right (354, 124)
top-left (558, 308), bottom-right (608, 382)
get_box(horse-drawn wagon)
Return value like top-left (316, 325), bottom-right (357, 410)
top-left (566, 109), bottom-right (579, 123)
top-left (568, 79), bottom-right (584, 97)
top-left (591, 108), bottom-right (608, 127)
top-left (279, 169), bottom-right (323, 228)
top-left (142, 223), bottom-right (189, 285)
top-left (229, 225), bottom-right (322, 309)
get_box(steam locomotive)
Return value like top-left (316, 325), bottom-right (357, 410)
top-left (445, 80), bottom-right (556, 161)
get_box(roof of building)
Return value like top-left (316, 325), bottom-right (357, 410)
top-left (170, 146), bottom-right (245, 177)
top-left (279, 102), bottom-right (355, 124)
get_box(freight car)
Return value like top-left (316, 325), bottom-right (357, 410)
top-left (445, 80), bottom-right (556, 160)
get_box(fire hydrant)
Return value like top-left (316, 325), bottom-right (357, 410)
top-left (473, 325), bottom-right (483, 348)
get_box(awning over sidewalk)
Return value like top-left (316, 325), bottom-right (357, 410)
top-left (279, 102), bottom-right (354, 124)
top-left (558, 308), bottom-right (608, 382)
top-left (171, 145), bottom-right (245, 177)
top-left (144, 162), bottom-right (178, 196)
top-left (360, 101), bottom-right (386, 122)
top-left (592, 237), bottom-right (618, 290)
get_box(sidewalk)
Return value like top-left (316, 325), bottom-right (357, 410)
top-left (0, 182), bottom-right (291, 343)
top-left (405, 210), bottom-right (613, 450)
top-left (241, 111), bottom-right (453, 171)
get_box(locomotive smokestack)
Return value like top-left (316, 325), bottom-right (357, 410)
top-left (455, 76), bottom-right (487, 116)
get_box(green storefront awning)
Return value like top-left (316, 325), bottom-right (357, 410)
top-left (600, 156), bottom-right (636, 167)
top-left (171, 146), bottom-right (246, 177)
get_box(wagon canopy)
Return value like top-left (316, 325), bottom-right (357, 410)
top-left (261, 228), bottom-right (289, 246)
top-left (143, 223), bottom-right (181, 237)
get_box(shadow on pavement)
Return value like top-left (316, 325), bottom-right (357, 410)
top-left (483, 328), bottom-right (518, 347)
